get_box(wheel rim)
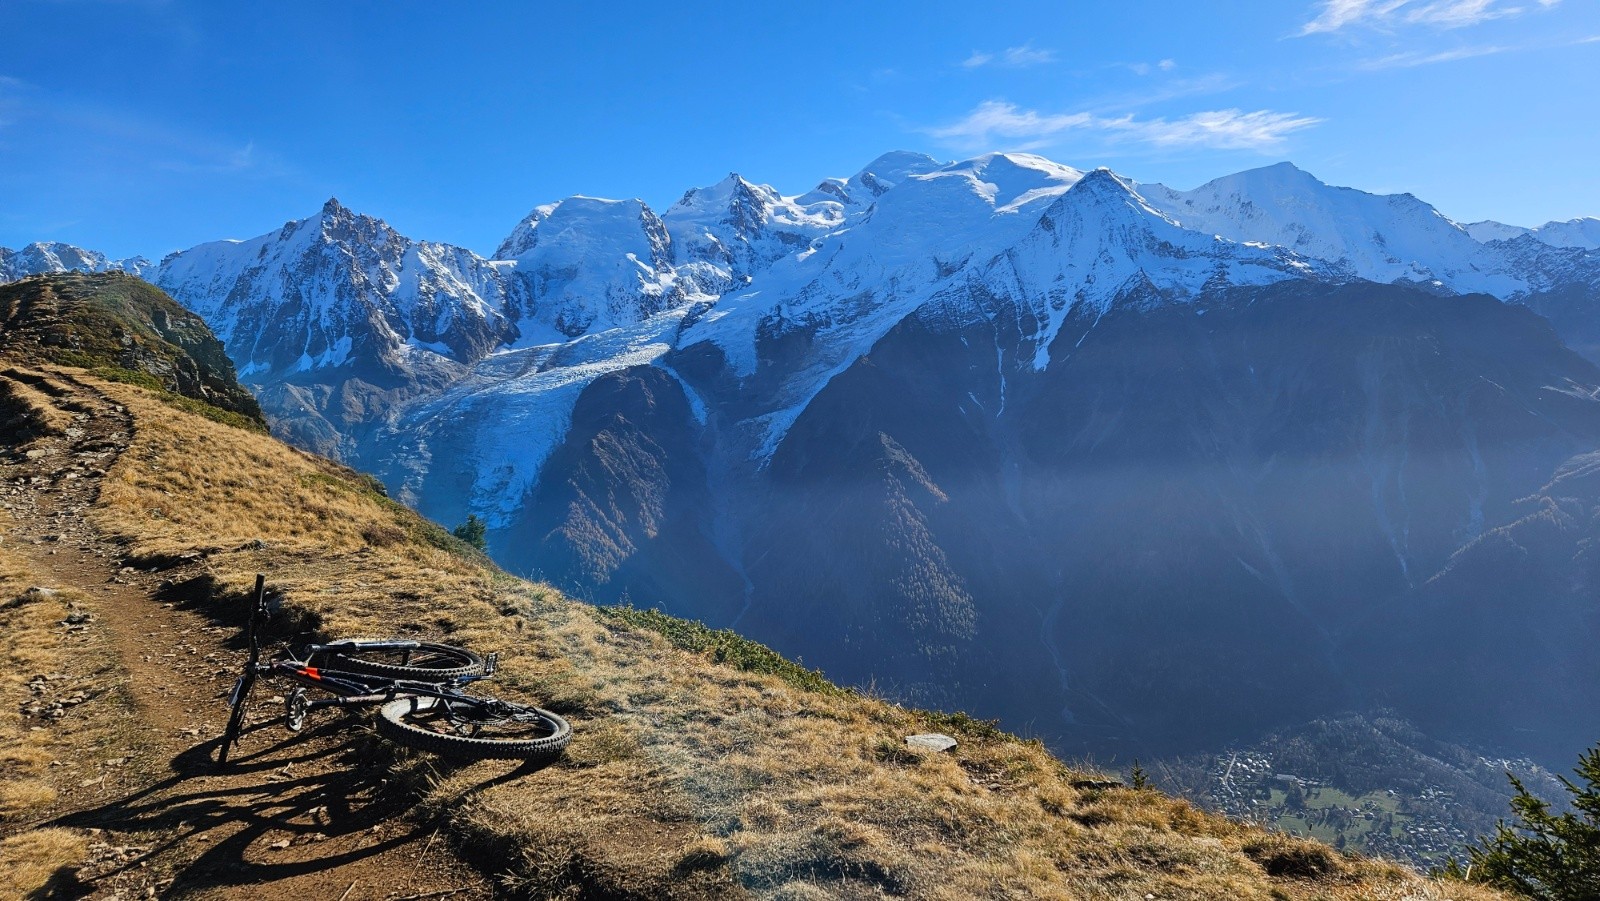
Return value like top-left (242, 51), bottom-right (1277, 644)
top-left (285, 689), bottom-right (308, 733)
top-left (409, 699), bottom-right (562, 742)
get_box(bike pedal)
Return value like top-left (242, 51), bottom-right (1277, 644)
top-left (484, 652), bottom-right (499, 675)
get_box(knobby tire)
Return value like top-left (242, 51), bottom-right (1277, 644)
top-left (377, 695), bottom-right (571, 761)
top-left (218, 669), bottom-right (256, 764)
top-left (310, 640), bottom-right (484, 681)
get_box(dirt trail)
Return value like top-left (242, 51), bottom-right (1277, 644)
top-left (1, 369), bottom-right (494, 900)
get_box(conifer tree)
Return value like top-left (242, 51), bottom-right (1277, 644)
top-left (1130, 760), bottom-right (1150, 789)
top-left (452, 514), bottom-right (488, 552)
top-left (1448, 743), bottom-right (1600, 900)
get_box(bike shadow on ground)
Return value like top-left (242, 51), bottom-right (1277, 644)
top-left (45, 712), bottom-right (559, 896)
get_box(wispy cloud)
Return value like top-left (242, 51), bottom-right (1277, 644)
top-left (962, 44), bottom-right (1056, 69)
top-left (927, 101), bottom-right (1091, 144)
top-left (154, 139), bottom-right (268, 175)
top-left (1298, 0), bottom-right (1561, 35)
top-left (1355, 29), bottom-right (1595, 67)
top-left (0, 78), bottom-right (291, 180)
top-left (1128, 58), bottom-right (1179, 75)
top-left (0, 76), bottom-right (29, 133)
top-left (1136, 109), bottom-right (1325, 148)
top-left (925, 100), bottom-right (1321, 152)
top-left (1357, 43), bottom-right (1510, 66)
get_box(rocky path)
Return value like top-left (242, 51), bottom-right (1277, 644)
top-left (1, 368), bottom-right (494, 900)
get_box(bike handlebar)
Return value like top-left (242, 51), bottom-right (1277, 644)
top-left (307, 639), bottom-right (421, 654)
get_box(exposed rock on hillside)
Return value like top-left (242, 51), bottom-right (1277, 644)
top-left (0, 272), bottom-right (263, 425)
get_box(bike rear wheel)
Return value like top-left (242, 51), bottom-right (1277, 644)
top-left (310, 640), bottom-right (484, 681)
top-left (377, 695), bottom-right (570, 761)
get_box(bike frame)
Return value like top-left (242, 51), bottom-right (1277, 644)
top-left (252, 655), bottom-right (496, 716)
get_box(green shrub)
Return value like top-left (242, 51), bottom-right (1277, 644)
top-left (1446, 743), bottom-right (1600, 900)
top-left (596, 605), bottom-right (850, 697)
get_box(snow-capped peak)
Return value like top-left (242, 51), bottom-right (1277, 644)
top-left (1139, 162), bottom-right (1520, 296)
top-left (1466, 216), bottom-right (1600, 251)
top-left (851, 150), bottom-right (947, 196)
top-left (155, 200), bottom-right (518, 376)
top-left (663, 172), bottom-right (841, 289)
top-left (492, 195), bottom-right (682, 342)
top-left (796, 151), bottom-right (947, 210)
top-left (0, 242), bottom-right (155, 282)
top-left (983, 166), bottom-right (1318, 368)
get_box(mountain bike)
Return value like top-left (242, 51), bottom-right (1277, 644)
top-left (218, 574), bottom-right (570, 764)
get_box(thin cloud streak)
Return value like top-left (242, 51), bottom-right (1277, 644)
top-left (962, 44), bottom-right (1056, 69)
top-left (926, 101), bottom-right (1091, 142)
top-left (1138, 110), bottom-right (1325, 148)
top-left (1355, 30), bottom-right (1597, 68)
top-left (925, 100), bottom-right (1321, 152)
top-left (0, 79), bottom-right (295, 182)
top-left (1357, 43), bottom-right (1510, 67)
top-left (1298, 0), bottom-right (1562, 35)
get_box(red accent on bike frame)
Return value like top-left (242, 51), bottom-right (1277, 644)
top-left (302, 666), bottom-right (322, 681)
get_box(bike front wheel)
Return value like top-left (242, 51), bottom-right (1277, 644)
top-left (377, 695), bottom-right (570, 761)
top-left (217, 669), bottom-right (257, 764)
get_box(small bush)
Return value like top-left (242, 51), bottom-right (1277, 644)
top-left (361, 523), bottom-right (407, 547)
top-left (872, 737), bottom-right (922, 767)
top-left (915, 708), bottom-right (1008, 743)
top-left (1242, 834), bottom-right (1339, 878)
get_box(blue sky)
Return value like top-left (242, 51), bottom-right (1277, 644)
top-left (1, 0), bottom-right (1596, 259)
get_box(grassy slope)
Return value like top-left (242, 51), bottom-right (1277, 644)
top-left (53, 369), bottom-right (1502, 900)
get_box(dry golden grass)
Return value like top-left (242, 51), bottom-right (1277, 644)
top-left (0, 519), bottom-right (74, 820)
top-left (0, 827), bottom-right (89, 898)
top-left (0, 367), bottom-right (74, 437)
top-left (78, 373), bottom-right (1507, 900)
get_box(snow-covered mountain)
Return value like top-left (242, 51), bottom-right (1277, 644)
top-left (1138, 162), bottom-right (1529, 296)
top-left (1465, 216), bottom-right (1600, 250)
top-left (492, 196), bottom-right (687, 343)
top-left (379, 153), bottom-right (1599, 514)
top-left (14, 151), bottom-right (1596, 528)
top-left (151, 198), bottom-right (522, 454)
top-left (794, 150), bottom-right (946, 213)
top-left (8, 151), bottom-right (1599, 522)
top-left (0, 242), bottom-right (153, 282)
top-left (663, 173), bottom-right (841, 291)
top-left (158, 198), bottom-right (519, 374)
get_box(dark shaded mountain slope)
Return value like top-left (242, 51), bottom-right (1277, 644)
top-left (504, 365), bottom-right (745, 615)
top-left (519, 279), bottom-right (1600, 764)
top-left (1358, 448), bottom-right (1600, 764)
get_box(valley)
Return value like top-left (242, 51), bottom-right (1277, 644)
top-left (5, 148), bottom-right (1599, 872)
